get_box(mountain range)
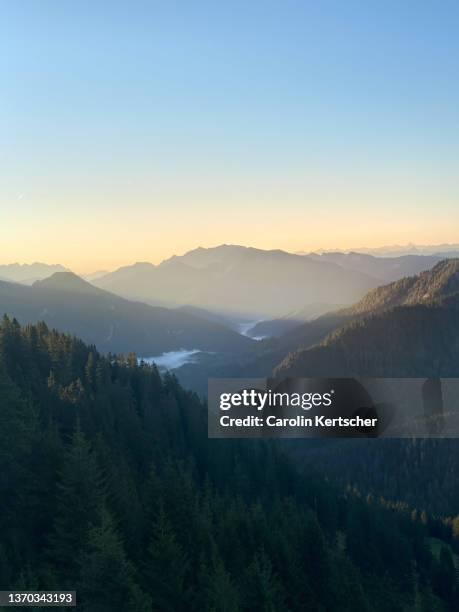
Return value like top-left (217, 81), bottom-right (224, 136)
top-left (0, 272), bottom-right (252, 356)
top-left (0, 262), bottom-right (69, 284)
top-left (300, 242), bottom-right (459, 257)
top-left (3, 250), bottom-right (459, 589)
top-left (4, 246), bottom-right (456, 328)
top-left (1, 248), bottom-right (457, 386)
top-left (307, 252), bottom-right (444, 282)
top-left (93, 245), bottom-right (376, 319)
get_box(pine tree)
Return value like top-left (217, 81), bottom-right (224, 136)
top-left (78, 509), bottom-right (151, 612)
top-left (242, 549), bottom-right (285, 612)
top-left (197, 551), bottom-right (239, 612)
top-left (49, 423), bottom-right (104, 582)
top-left (144, 506), bottom-right (190, 611)
top-left (84, 352), bottom-right (96, 390)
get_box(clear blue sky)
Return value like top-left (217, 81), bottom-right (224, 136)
top-left (1, 1), bottom-right (458, 271)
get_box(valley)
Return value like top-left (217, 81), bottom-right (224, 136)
top-left (3, 250), bottom-right (459, 518)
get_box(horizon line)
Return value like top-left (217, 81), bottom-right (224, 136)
top-left (1, 241), bottom-right (459, 276)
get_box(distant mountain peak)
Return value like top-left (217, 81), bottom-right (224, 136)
top-left (132, 261), bottom-right (155, 268)
top-left (33, 271), bottom-right (103, 295)
top-left (160, 244), bottom-right (251, 271)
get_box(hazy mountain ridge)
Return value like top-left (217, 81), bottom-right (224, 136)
top-left (0, 262), bottom-right (69, 284)
top-left (94, 259), bottom-right (212, 309)
top-left (301, 242), bottom-right (459, 257)
top-left (95, 245), bottom-right (376, 319)
top-left (0, 272), bottom-right (253, 355)
top-left (307, 252), bottom-right (443, 283)
top-left (162, 244), bottom-right (249, 272)
top-left (82, 270), bottom-right (109, 282)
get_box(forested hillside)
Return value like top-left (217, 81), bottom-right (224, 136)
top-left (289, 437), bottom-right (459, 517)
top-left (276, 262), bottom-right (459, 378)
top-left (344, 260), bottom-right (459, 315)
top-left (274, 274), bottom-right (459, 524)
top-left (276, 299), bottom-right (459, 378)
top-left (1, 316), bottom-right (458, 610)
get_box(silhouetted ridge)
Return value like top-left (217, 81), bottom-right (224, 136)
top-left (34, 271), bottom-right (104, 294)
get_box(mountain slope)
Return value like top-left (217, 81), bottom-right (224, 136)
top-left (272, 259), bottom-right (459, 526)
top-left (276, 298), bottom-right (459, 378)
top-left (250, 256), bottom-right (445, 339)
top-left (34, 271), bottom-right (107, 295)
top-left (248, 302), bottom-right (345, 338)
top-left (275, 261), bottom-right (459, 377)
top-left (95, 245), bottom-right (377, 319)
top-left (223, 252), bottom-right (444, 338)
top-left (346, 259), bottom-right (459, 315)
top-left (0, 273), bottom-right (253, 356)
top-left (1, 318), bottom-right (451, 610)
top-left (272, 259), bottom-right (459, 369)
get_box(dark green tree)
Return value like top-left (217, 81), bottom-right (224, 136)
top-left (78, 509), bottom-right (151, 612)
top-left (242, 549), bottom-right (285, 611)
top-left (49, 423), bottom-right (104, 582)
top-left (144, 506), bottom-right (190, 611)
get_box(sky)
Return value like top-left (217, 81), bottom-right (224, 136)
top-left (1, 0), bottom-right (459, 273)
